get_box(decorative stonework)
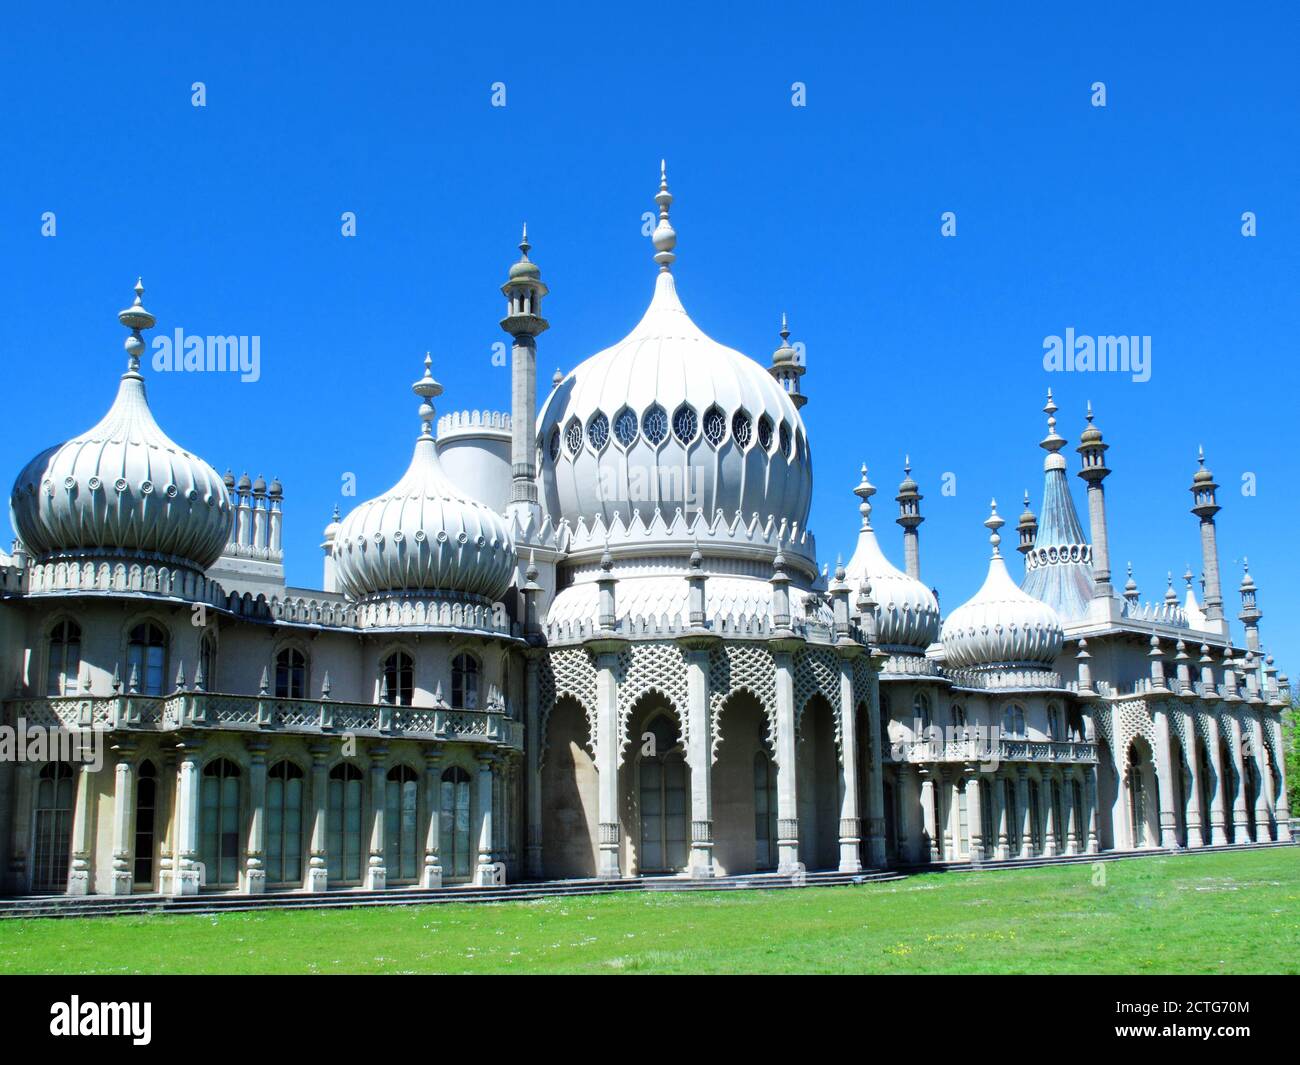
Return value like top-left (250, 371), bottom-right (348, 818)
top-left (538, 646), bottom-right (598, 758)
top-left (708, 641), bottom-right (777, 762)
top-left (794, 645), bottom-right (841, 744)
top-left (616, 641), bottom-right (689, 754)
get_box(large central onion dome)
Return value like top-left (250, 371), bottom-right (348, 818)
top-left (537, 164), bottom-right (812, 533)
top-left (333, 357), bottom-right (517, 603)
top-left (941, 502), bottom-right (1065, 669)
top-left (843, 466), bottom-right (940, 651)
top-left (9, 281), bottom-right (232, 574)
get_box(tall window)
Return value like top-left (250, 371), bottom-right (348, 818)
top-left (381, 652), bottom-right (414, 707)
top-left (385, 765), bottom-right (419, 881)
top-left (913, 692), bottom-right (931, 734)
top-left (46, 620), bottom-right (81, 696)
top-left (1002, 704), bottom-right (1026, 739)
top-left (638, 715), bottom-right (688, 873)
top-left (199, 632), bottom-right (217, 690)
top-left (753, 750), bottom-right (777, 871)
top-left (327, 763), bottom-right (364, 882)
top-left (133, 761), bottom-right (157, 887)
top-left (1003, 778), bottom-right (1018, 853)
top-left (127, 622), bottom-right (168, 696)
top-left (951, 704), bottom-right (966, 728)
top-left (200, 758), bottom-right (242, 888)
top-left (275, 647), bottom-right (307, 699)
top-left (1028, 779), bottom-right (1043, 852)
top-left (31, 762), bottom-right (75, 893)
top-left (1047, 703), bottom-right (1062, 741)
top-left (440, 766), bottom-right (473, 879)
top-left (266, 761), bottom-right (304, 884)
top-left (452, 653), bottom-right (479, 709)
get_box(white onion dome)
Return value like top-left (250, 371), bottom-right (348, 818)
top-left (941, 501), bottom-right (1065, 669)
top-left (9, 280), bottom-right (232, 573)
top-left (537, 164), bottom-right (812, 537)
top-left (843, 466), bottom-right (940, 650)
top-left (332, 356), bottom-right (516, 603)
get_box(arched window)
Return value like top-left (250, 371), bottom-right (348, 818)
top-left (951, 704), bottom-right (967, 728)
top-left (1002, 704), bottom-right (1026, 739)
top-left (275, 647), bottom-right (308, 699)
top-left (127, 622), bottom-right (168, 696)
top-left (671, 404), bottom-right (697, 444)
top-left (133, 760), bottom-right (157, 887)
top-left (382, 652), bottom-right (414, 707)
top-left (452, 653), bottom-right (480, 710)
top-left (548, 426), bottom-right (561, 463)
top-left (1004, 777), bottom-right (1018, 853)
top-left (753, 750), bottom-right (777, 871)
top-left (46, 620), bottom-right (81, 696)
top-left (327, 763), bottom-right (365, 882)
top-left (565, 417), bottom-right (582, 456)
top-left (587, 412), bottom-right (609, 450)
top-left (385, 765), bottom-right (420, 881)
top-left (913, 691), bottom-right (931, 733)
top-left (702, 405), bottom-right (727, 447)
top-left (199, 631), bottom-right (217, 690)
top-left (1047, 703), bottom-right (1062, 741)
top-left (31, 762), bottom-right (75, 893)
top-left (642, 403), bottom-right (668, 446)
top-left (1067, 706), bottom-right (1085, 742)
top-left (638, 715), bottom-right (688, 873)
top-left (200, 758), bottom-right (242, 888)
top-left (757, 414), bottom-right (774, 452)
top-left (613, 407), bottom-right (638, 448)
top-left (778, 422), bottom-right (792, 458)
top-left (440, 766), bottom-right (473, 879)
top-left (266, 761), bottom-right (304, 885)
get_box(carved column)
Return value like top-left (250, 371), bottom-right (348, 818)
top-left (173, 739), bottom-right (203, 895)
top-left (679, 636), bottom-right (717, 878)
top-left (156, 751), bottom-right (176, 893)
top-left (864, 663), bottom-right (887, 867)
top-left (1084, 764), bottom-right (1099, 854)
top-left (1227, 713), bottom-right (1250, 840)
top-left (524, 651), bottom-right (544, 879)
top-left (772, 638), bottom-right (804, 874)
top-left (1204, 713), bottom-right (1229, 844)
top-left (366, 746), bottom-right (388, 890)
top-left (475, 753), bottom-right (499, 886)
top-left (1250, 714), bottom-right (1272, 841)
top-left (836, 648), bottom-right (863, 872)
top-left (993, 771), bottom-right (1010, 860)
top-left (1064, 771), bottom-right (1080, 855)
top-left (245, 739), bottom-right (268, 893)
top-left (965, 768), bottom-right (985, 863)
top-left (1040, 772), bottom-right (1058, 857)
top-left (1155, 705), bottom-right (1181, 849)
top-left (1184, 709), bottom-right (1205, 847)
top-left (66, 759), bottom-right (97, 895)
top-left (592, 639), bottom-right (626, 879)
top-left (1016, 768), bottom-right (1032, 858)
top-left (918, 766), bottom-right (938, 864)
top-left (306, 743), bottom-right (329, 891)
top-left (110, 744), bottom-right (136, 895)
top-left (421, 745), bottom-right (443, 888)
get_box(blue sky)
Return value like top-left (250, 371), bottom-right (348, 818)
top-left (3, 3), bottom-right (1297, 665)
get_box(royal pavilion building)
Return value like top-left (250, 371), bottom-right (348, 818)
top-left (0, 167), bottom-right (1291, 899)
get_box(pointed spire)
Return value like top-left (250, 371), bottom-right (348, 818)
top-left (519, 222), bottom-right (530, 259)
top-left (413, 352), bottom-right (444, 439)
top-left (1039, 388), bottom-right (1066, 468)
top-left (652, 159), bottom-right (677, 271)
top-left (985, 499), bottom-right (1004, 557)
top-left (127, 663), bottom-right (139, 695)
top-left (321, 671), bottom-right (332, 700)
top-left (1165, 572), bottom-right (1179, 607)
top-left (258, 665), bottom-right (270, 696)
top-left (174, 661), bottom-right (188, 692)
top-left (117, 277), bottom-right (156, 378)
top-left (1124, 562), bottom-right (1139, 605)
top-left (853, 463), bottom-right (876, 528)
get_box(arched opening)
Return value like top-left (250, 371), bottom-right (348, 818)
top-left (200, 758), bottom-right (242, 888)
top-left (327, 762), bottom-right (364, 883)
top-left (440, 766), bottom-right (474, 880)
top-left (266, 760), bottom-right (304, 886)
top-left (1002, 704), bottom-right (1026, 739)
top-left (1196, 739), bottom-right (1214, 845)
top-left (712, 690), bottom-right (774, 875)
top-left (1051, 779), bottom-right (1065, 852)
top-left (1243, 757), bottom-right (1259, 842)
top-left (634, 712), bottom-right (688, 874)
top-left (797, 693), bottom-right (840, 871)
top-left (46, 619), bottom-right (81, 696)
top-left (1003, 777), bottom-right (1019, 856)
top-left (1028, 777), bottom-right (1044, 853)
top-left (1126, 738), bottom-right (1160, 849)
top-left (883, 775), bottom-right (898, 860)
top-left (274, 647), bottom-right (308, 699)
top-left (133, 760), bottom-right (157, 889)
top-left (540, 697), bottom-right (598, 879)
top-left (31, 762), bottom-right (75, 893)
top-left (1096, 738), bottom-right (1117, 851)
top-left (127, 622), bottom-right (168, 696)
top-left (385, 765), bottom-right (420, 881)
top-left (452, 653), bottom-right (480, 709)
top-left (1219, 738), bottom-right (1236, 843)
top-left (1172, 738), bottom-right (1190, 847)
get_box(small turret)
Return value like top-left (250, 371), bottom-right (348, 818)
top-left (768, 313), bottom-right (806, 409)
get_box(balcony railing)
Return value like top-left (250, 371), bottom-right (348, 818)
top-left (1, 694), bottom-right (523, 750)
top-left (886, 736), bottom-right (1097, 765)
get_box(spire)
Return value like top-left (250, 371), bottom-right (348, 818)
top-left (652, 159), bottom-right (676, 271)
top-left (1239, 556), bottom-right (1262, 651)
top-left (1190, 446), bottom-right (1224, 625)
top-left (853, 463), bottom-right (876, 529)
top-left (1124, 562), bottom-right (1139, 606)
top-left (769, 313), bottom-right (806, 408)
top-left (1039, 388), bottom-right (1066, 469)
top-left (117, 278), bottom-right (156, 378)
top-left (1164, 572), bottom-right (1179, 607)
top-left (895, 456), bottom-right (923, 579)
top-left (412, 353), bottom-right (444, 439)
top-left (985, 499), bottom-right (1004, 558)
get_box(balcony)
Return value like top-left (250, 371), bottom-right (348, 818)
top-left (886, 735), bottom-right (1097, 765)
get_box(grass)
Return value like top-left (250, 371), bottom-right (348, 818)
top-left (0, 848), bottom-right (1295, 974)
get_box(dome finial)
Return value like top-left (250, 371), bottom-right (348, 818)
top-left (412, 352), bottom-right (444, 438)
top-left (985, 499), bottom-right (1004, 557)
top-left (853, 463), bottom-right (876, 527)
top-left (652, 160), bottom-right (676, 271)
top-left (520, 222), bottom-right (529, 257)
top-left (1040, 387), bottom-right (1065, 458)
top-left (118, 277), bottom-right (156, 377)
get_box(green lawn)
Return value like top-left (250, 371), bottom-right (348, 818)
top-left (0, 848), bottom-right (1295, 974)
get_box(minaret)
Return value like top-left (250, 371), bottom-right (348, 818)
top-left (1238, 558), bottom-right (1261, 652)
top-left (895, 457), bottom-right (923, 579)
top-left (321, 504), bottom-right (341, 593)
top-left (1016, 491), bottom-right (1038, 557)
top-left (769, 313), bottom-right (806, 409)
top-left (1189, 447), bottom-right (1227, 633)
top-left (500, 223), bottom-right (548, 523)
top-left (1075, 401), bottom-right (1115, 618)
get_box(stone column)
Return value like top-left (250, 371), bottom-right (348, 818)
top-left (864, 665), bottom-right (887, 867)
top-left (1084, 765), bottom-right (1100, 854)
top-left (475, 754), bottom-right (499, 886)
top-left (306, 743), bottom-right (329, 891)
top-left (1227, 714), bottom-right (1250, 840)
top-left (1155, 706), bottom-right (1181, 849)
top-left (1184, 710), bottom-right (1205, 847)
top-left (1064, 772), bottom-right (1080, 855)
top-left (421, 745), bottom-right (444, 888)
top-left (173, 740), bottom-right (203, 895)
top-left (157, 752), bottom-right (176, 893)
top-left (1016, 768), bottom-right (1032, 858)
top-left (66, 759), bottom-right (97, 895)
top-left (772, 640), bottom-right (803, 874)
top-left (1273, 716), bottom-right (1293, 841)
top-left (523, 652), bottom-right (544, 879)
top-left (1250, 715), bottom-right (1272, 841)
top-left (965, 769), bottom-right (985, 863)
top-left (994, 771), bottom-right (1011, 860)
top-left (110, 745), bottom-right (136, 895)
top-left (1040, 772), bottom-right (1058, 857)
top-left (918, 766), bottom-right (938, 864)
top-left (591, 640), bottom-right (625, 879)
top-left (1202, 714), bottom-right (1229, 844)
top-left (836, 649), bottom-right (863, 872)
top-left (366, 746), bottom-right (388, 890)
top-left (244, 739), bottom-right (268, 893)
top-left (679, 638), bottom-right (716, 878)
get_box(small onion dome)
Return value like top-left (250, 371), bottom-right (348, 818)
top-left (237, 472), bottom-right (252, 492)
top-left (843, 464), bottom-right (940, 650)
top-left (1079, 402), bottom-right (1104, 445)
top-left (333, 355), bottom-right (517, 603)
top-left (771, 314), bottom-right (798, 366)
top-left (223, 469), bottom-right (236, 490)
top-left (1191, 448), bottom-right (1215, 485)
top-left (252, 474), bottom-right (267, 495)
top-left (940, 500), bottom-right (1064, 669)
top-left (507, 225), bottom-right (542, 281)
top-left (268, 477), bottom-right (283, 499)
top-left (897, 458), bottom-right (919, 498)
top-left (9, 280), bottom-right (232, 572)
top-left (322, 504), bottom-right (341, 542)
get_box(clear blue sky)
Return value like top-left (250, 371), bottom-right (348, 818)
top-left (3, 3), bottom-right (1296, 666)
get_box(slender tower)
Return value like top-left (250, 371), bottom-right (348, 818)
top-left (769, 313), bottom-right (806, 409)
top-left (1076, 401), bottom-right (1117, 621)
top-left (895, 457), bottom-right (924, 580)
top-left (500, 225), bottom-right (548, 524)
top-left (1238, 559), bottom-right (1262, 652)
top-left (1190, 447), bottom-right (1227, 634)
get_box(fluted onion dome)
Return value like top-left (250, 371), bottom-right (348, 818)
top-left (332, 356), bottom-right (517, 603)
top-left (941, 501), bottom-right (1065, 669)
top-left (9, 280), bottom-right (232, 572)
top-left (843, 466), bottom-right (939, 651)
top-left (537, 164), bottom-right (811, 538)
